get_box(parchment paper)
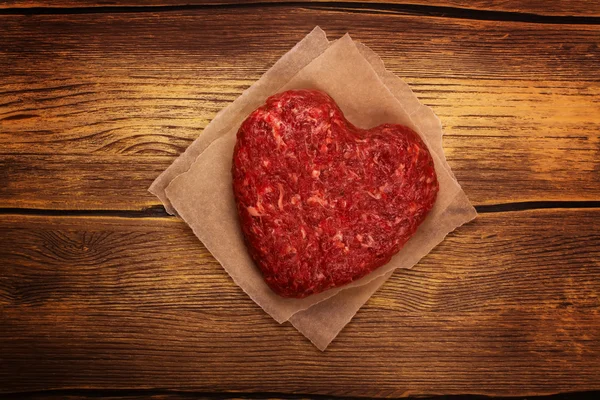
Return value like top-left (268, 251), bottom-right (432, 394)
top-left (150, 27), bottom-right (477, 350)
top-left (286, 39), bottom-right (476, 351)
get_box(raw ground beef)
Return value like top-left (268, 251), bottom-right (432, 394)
top-left (232, 89), bottom-right (439, 298)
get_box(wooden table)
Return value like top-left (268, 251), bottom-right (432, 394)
top-left (1, 1), bottom-right (599, 398)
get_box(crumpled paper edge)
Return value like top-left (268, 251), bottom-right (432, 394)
top-left (150, 27), bottom-right (330, 214)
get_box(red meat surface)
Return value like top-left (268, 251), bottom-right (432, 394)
top-left (232, 89), bottom-right (439, 298)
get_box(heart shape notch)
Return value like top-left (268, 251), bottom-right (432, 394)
top-left (232, 90), bottom-right (439, 298)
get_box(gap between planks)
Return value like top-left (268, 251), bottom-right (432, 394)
top-left (2, 388), bottom-right (599, 399)
top-left (0, 2), bottom-right (599, 25)
top-left (0, 201), bottom-right (599, 219)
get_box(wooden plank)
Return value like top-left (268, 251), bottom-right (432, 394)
top-left (1, 0), bottom-right (599, 18)
top-left (1, 77), bottom-right (598, 209)
top-left (1, 209), bottom-right (599, 396)
top-left (0, 10), bottom-right (598, 210)
top-left (1, 395), bottom-right (260, 400)
top-left (10, 394), bottom-right (600, 400)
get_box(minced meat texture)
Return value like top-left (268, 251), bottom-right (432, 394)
top-left (232, 89), bottom-right (439, 298)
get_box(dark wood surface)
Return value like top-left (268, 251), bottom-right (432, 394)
top-left (1, 0), bottom-right (599, 398)
top-left (2, 0), bottom-right (600, 17)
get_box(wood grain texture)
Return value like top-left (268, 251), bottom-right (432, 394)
top-left (2, 209), bottom-right (599, 396)
top-left (1, 0), bottom-right (599, 18)
top-left (1, 9), bottom-right (599, 210)
top-left (1, 3), bottom-right (599, 398)
top-left (3, 395), bottom-right (293, 400)
top-left (6, 396), bottom-right (598, 400)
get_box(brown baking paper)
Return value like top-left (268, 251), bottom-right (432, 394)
top-left (287, 39), bottom-right (476, 350)
top-left (150, 27), bottom-right (476, 350)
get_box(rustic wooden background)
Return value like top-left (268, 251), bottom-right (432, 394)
top-left (1, 0), bottom-right (599, 398)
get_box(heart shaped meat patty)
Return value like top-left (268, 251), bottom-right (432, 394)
top-left (232, 89), bottom-right (439, 298)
